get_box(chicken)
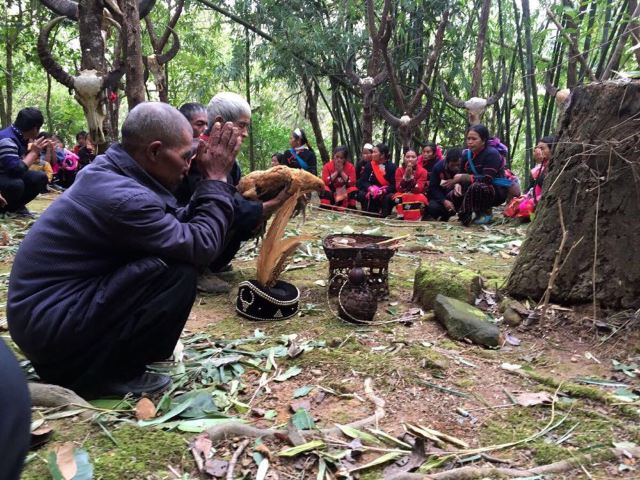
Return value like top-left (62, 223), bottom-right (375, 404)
top-left (238, 165), bottom-right (324, 201)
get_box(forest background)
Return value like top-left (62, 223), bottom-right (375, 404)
top-left (1, 0), bottom-right (639, 181)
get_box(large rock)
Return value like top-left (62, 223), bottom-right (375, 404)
top-left (412, 262), bottom-right (483, 310)
top-left (433, 294), bottom-right (501, 347)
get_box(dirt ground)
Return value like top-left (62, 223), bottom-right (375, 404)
top-left (3, 194), bottom-right (640, 480)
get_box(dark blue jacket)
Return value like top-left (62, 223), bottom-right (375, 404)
top-left (427, 159), bottom-right (455, 202)
top-left (463, 146), bottom-right (505, 184)
top-left (7, 144), bottom-right (235, 358)
top-left (0, 125), bottom-right (30, 177)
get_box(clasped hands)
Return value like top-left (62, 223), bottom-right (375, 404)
top-left (194, 122), bottom-right (243, 182)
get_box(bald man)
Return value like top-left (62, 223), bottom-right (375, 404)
top-left (7, 102), bottom-right (241, 397)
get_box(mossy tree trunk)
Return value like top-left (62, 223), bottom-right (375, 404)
top-left (506, 81), bottom-right (640, 310)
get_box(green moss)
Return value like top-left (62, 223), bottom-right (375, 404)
top-left (90, 425), bottom-right (187, 480)
top-left (481, 402), bottom-right (622, 465)
top-left (405, 345), bottom-right (450, 371)
top-left (413, 261), bottom-right (482, 309)
top-left (22, 424), bottom-right (188, 480)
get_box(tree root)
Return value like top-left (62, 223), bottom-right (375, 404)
top-left (29, 382), bottom-right (94, 419)
top-left (504, 368), bottom-right (640, 418)
top-left (206, 378), bottom-right (385, 443)
top-left (386, 446), bottom-right (640, 479)
top-left (226, 439), bottom-right (250, 480)
top-left (318, 377), bottom-right (385, 437)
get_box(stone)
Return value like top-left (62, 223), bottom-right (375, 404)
top-left (433, 294), bottom-right (501, 347)
top-left (413, 262), bottom-right (483, 310)
top-left (503, 307), bottom-right (523, 327)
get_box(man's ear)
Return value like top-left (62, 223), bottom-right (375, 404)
top-left (146, 141), bottom-right (163, 162)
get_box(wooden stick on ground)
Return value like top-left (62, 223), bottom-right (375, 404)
top-left (226, 439), bottom-right (250, 480)
top-left (29, 382), bottom-right (94, 420)
top-left (538, 200), bottom-right (568, 321)
top-left (206, 378), bottom-right (385, 442)
top-left (387, 446), bottom-right (640, 479)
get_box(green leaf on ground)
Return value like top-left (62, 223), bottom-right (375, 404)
top-left (277, 440), bottom-right (325, 457)
top-left (275, 365), bottom-right (303, 382)
top-left (293, 385), bottom-right (314, 398)
top-left (336, 424), bottom-right (381, 445)
top-left (291, 408), bottom-right (315, 430)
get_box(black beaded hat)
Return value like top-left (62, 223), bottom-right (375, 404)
top-left (236, 280), bottom-right (300, 321)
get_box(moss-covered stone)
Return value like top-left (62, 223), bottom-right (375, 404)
top-left (433, 294), bottom-right (501, 347)
top-left (412, 261), bottom-right (483, 310)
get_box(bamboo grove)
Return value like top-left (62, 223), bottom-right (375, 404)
top-left (1, 0), bottom-right (638, 177)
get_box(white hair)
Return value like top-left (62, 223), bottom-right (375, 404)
top-left (121, 102), bottom-right (191, 149)
top-left (207, 92), bottom-right (251, 127)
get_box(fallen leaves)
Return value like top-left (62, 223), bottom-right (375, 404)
top-left (48, 443), bottom-right (93, 480)
top-left (512, 391), bottom-right (555, 407)
top-left (134, 397), bottom-right (156, 421)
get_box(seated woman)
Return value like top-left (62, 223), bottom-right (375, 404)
top-left (356, 143), bottom-right (374, 179)
top-left (320, 146), bottom-right (358, 211)
top-left (425, 147), bottom-right (462, 221)
top-left (392, 148), bottom-right (428, 220)
top-left (417, 142), bottom-right (443, 173)
top-left (357, 143), bottom-right (396, 217)
top-left (443, 124), bottom-right (510, 226)
top-left (504, 136), bottom-right (555, 221)
top-left (280, 128), bottom-right (317, 175)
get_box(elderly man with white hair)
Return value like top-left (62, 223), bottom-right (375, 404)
top-left (178, 92), bottom-right (289, 293)
top-left (7, 102), bottom-right (242, 398)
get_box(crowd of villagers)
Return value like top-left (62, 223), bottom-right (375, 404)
top-left (294, 125), bottom-right (557, 225)
top-left (0, 106), bottom-right (552, 225)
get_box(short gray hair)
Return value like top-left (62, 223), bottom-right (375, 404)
top-left (207, 92), bottom-right (251, 126)
top-left (121, 102), bottom-right (191, 149)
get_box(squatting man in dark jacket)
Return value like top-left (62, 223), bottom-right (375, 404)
top-left (7, 102), bottom-right (244, 398)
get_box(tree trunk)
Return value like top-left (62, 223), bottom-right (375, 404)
top-left (506, 81), bottom-right (640, 310)
top-left (562, 0), bottom-right (578, 88)
top-left (46, 74), bottom-right (53, 130)
top-left (120, 0), bottom-right (146, 108)
top-left (301, 74), bottom-right (329, 165)
top-left (521, 0), bottom-right (539, 141)
top-left (245, 27), bottom-right (255, 171)
top-left (472, 0), bottom-right (492, 96)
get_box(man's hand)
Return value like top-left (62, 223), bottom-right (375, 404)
top-left (262, 186), bottom-right (292, 219)
top-left (453, 183), bottom-right (463, 197)
top-left (0, 193), bottom-right (7, 208)
top-left (197, 122), bottom-right (242, 182)
top-left (30, 137), bottom-right (49, 156)
top-left (443, 199), bottom-right (455, 212)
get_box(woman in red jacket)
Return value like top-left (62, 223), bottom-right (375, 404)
top-left (320, 146), bottom-right (358, 211)
top-left (392, 149), bottom-right (429, 220)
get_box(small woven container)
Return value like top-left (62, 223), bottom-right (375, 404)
top-left (322, 234), bottom-right (396, 297)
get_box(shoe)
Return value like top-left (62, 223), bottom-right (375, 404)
top-left (458, 212), bottom-right (473, 226)
top-left (197, 273), bottom-right (231, 294)
top-left (473, 214), bottom-right (493, 225)
top-left (11, 206), bottom-right (35, 218)
top-left (81, 372), bottom-right (172, 399)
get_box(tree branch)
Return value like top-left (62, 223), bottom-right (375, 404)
top-left (547, 9), bottom-right (598, 81)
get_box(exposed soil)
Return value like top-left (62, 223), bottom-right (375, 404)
top-left (5, 197), bottom-right (640, 480)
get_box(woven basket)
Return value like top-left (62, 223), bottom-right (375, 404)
top-left (322, 234), bottom-right (396, 297)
